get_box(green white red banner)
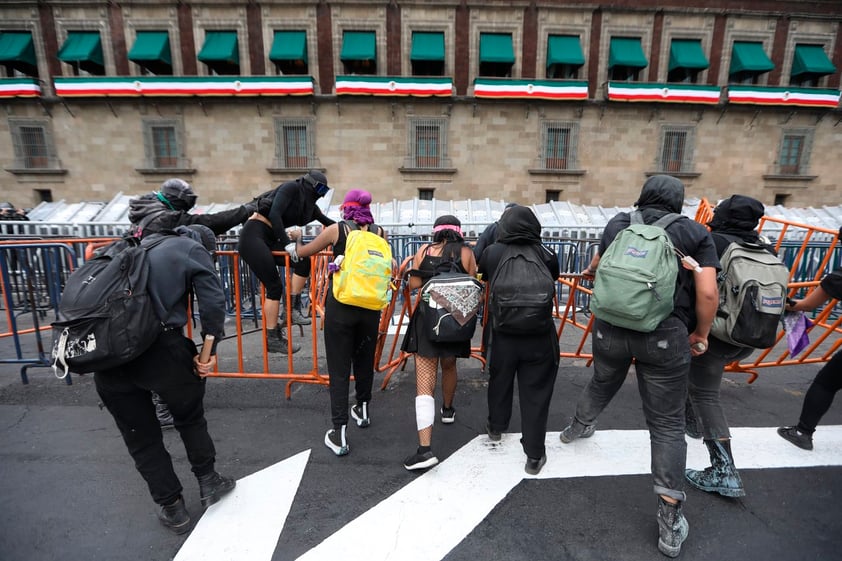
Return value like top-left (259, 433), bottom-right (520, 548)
top-left (53, 76), bottom-right (314, 97)
top-left (0, 78), bottom-right (41, 98)
top-left (607, 82), bottom-right (721, 104)
top-left (727, 86), bottom-right (840, 108)
top-left (335, 76), bottom-right (453, 96)
top-left (473, 78), bottom-right (588, 100)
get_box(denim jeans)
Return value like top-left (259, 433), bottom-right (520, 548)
top-left (574, 317), bottom-right (690, 502)
top-left (688, 336), bottom-right (752, 440)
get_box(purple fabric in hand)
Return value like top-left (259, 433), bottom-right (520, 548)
top-left (782, 311), bottom-right (813, 357)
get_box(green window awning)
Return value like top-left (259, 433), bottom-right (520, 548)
top-left (479, 33), bottom-right (515, 64)
top-left (340, 31), bottom-right (376, 62)
top-left (729, 41), bottom-right (774, 74)
top-left (197, 31), bottom-right (239, 65)
top-left (547, 35), bottom-right (585, 68)
top-left (0, 31), bottom-right (36, 66)
top-left (608, 37), bottom-right (648, 69)
top-left (269, 30), bottom-right (307, 63)
top-left (411, 32), bottom-right (445, 62)
top-left (669, 39), bottom-right (709, 71)
top-left (57, 31), bottom-right (103, 66)
top-left (128, 31), bottom-right (171, 65)
top-left (791, 44), bottom-right (836, 77)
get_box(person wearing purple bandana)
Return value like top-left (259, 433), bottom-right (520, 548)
top-left (400, 215), bottom-right (477, 471)
top-left (292, 189), bottom-right (389, 457)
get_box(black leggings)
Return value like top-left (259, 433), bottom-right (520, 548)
top-left (238, 220), bottom-right (310, 300)
top-left (798, 350), bottom-right (842, 434)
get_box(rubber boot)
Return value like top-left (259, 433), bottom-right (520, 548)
top-left (266, 325), bottom-right (300, 354)
top-left (657, 497), bottom-right (689, 558)
top-left (290, 293), bottom-right (311, 325)
top-left (685, 439), bottom-right (745, 498)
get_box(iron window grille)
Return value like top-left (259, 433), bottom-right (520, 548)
top-left (777, 129), bottom-right (813, 175)
top-left (274, 118), bottom-right (316, 169)
top-left (406, 118), bottom-right (451, 169)
top-left (658, 125), bottom-right (696, 173)
top-left (9, 119), bottom-right (61, 170)
top-left (142, 119), bottom-right (188, 169)
top-left (540, 121), bottom-right (579, 170)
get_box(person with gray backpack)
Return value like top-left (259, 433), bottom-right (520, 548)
top-left (684, 195), bottom-right (784, 500)
top-left (561, 175), bottom-right (719, 558)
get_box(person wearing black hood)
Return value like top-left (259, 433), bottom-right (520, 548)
top-left (128, 178), bottom-right (254, 238)
top-left (684, 195), bottom-right (776, 499)
top-left (237, 171), bottom-right (335, 354)
top-left (560, 175), bottom-right (719, 558)
top-left (478, 205), bottom-right (560, 475)
top-left (93, 225), bottom-right (235, 535)
top-left (128, 178), bottom-right (254, 429)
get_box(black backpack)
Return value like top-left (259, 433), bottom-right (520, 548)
top-left (489, 244), bottom-right (556, 334)
top-left (51, 234), bottom-right (169, 377)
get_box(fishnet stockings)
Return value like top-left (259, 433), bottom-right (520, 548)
top-left (415, 356), bottom-right (458, 446)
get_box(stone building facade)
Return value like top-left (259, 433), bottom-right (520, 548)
top-left (0, 1), bottom-right (839, 209)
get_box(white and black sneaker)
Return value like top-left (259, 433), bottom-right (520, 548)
top-left (325, 425), bottom-right (349, 456)
top-left (351, 402), bottom-right (370, 428)
top-left (440, 406), bottom-right (456, 424)
top-left (403, 449), bottom-right (439, 471)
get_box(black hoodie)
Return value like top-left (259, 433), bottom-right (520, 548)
top-left (478, 206), bottom-right (560, 280)
top-left (707, 194), bottom-right (773, 255)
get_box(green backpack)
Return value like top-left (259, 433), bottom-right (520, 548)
top-left (590, 211), bottom-right (683, 332)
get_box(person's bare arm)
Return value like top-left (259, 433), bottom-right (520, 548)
top-left (461, 246), bottom-right (477, 277)
top-left (787, 286), bottom-right (831, 313)
top-left (689, 266), bottom-right (718, 355)
top-left (407, 244), bottom-right (429, 291)
top-left (295, 223), bottom-right (339, 258)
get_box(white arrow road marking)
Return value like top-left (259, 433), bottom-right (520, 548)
top-left (297, 426), bottom-right (842, 561)
top-left (174, 450), bottom-right (310, 561)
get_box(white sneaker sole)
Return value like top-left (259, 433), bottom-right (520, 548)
top-left (404, 456), bottom-right (439, 471)
top-left (324, 430), bottom-right (349, 456)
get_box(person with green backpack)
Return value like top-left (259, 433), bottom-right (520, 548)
top-left (560, 175), bottom-right (720, 558)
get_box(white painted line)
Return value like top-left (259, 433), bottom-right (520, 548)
top-left (175, 450), bottom-right (310, 561)
top-left (297, 426), bottom-right (842, 561)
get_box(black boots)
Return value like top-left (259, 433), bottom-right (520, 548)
top-left (657, 497), bottom-right (689, 558)
top-left (290, 293), bottom-right (311, 325)
top-left (197, 471), bottom-right (236, 508)
top-left (685, 439), bottom-right (745, 498)
top-left (157, 495), bottom-right (191, 534)
top-left (266, 325), bottom-right (300, 354)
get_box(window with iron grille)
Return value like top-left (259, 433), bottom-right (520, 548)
top-left (274, 118), bottom-right (315, 169)
top-left (540, 121), bottom-right (579, 170)
top-left (407, 118), bottom-right (450, 169)
top-left (418, 188), bottom-right (434, 200)
top-left (777, 129), bottom-right (814, 176)
top-left (8, 119), bottom-right (61, 170)
top-left (142, 119), bottom-right (187, 169)
top-left (658, 125), bottom-right (695, 173)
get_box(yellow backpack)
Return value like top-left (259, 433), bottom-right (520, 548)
top-left (332, 222), bottom-right (393, 310)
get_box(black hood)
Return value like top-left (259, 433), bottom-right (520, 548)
top-left (634, 175), bottom-right (685, 214)
top-left (707, 195), bottom-right (765, 232)
top-left (497, 205), bottom-right (542, 244)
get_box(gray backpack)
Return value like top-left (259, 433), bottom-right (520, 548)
top-left (590, 211), bottom-right (683, 332)
top-left (710, 241), bottom-right (789, 348)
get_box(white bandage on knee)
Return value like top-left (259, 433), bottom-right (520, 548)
top-left (415, 395), bottom-right (435, 431)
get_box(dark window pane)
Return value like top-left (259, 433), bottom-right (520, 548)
top-left (152, 126), bottom-right (177, 168)
top-left (415, 125), bottom-right (440, 168)
top-left (283, 125), bottom-right (308, 168)
top-left (662, 131), bottom-right (686, 172)
top-left (780, 135), bottom-right (804, 174)
top-left (20, 126), bottom-right (48, 168)
top-left (418, 188), bottom-right (434, 201)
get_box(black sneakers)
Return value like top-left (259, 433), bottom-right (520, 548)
top-left (197, 472), bottom-right (236, 508)
top-left (157, 496), bottom-right (191, 534)
top-left (403, 449), bottom-right (439, 471)
top-left (441, 406), bottom-right (456, 424)
top-left (325, 425), bottom-right (349, 456)
top-left (778, 426), bottom-right (814, 450)
top-left (525, 455), bottom-right (547, 475)
top-left (351, 402), bottom-right (370, 428)
top-left (560, 419), bottom-right (596, 443)
top-left (486, 422), bottom-right (501, 442)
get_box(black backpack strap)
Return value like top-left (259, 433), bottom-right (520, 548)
top-left (652, 212), bottom-right (684, 229)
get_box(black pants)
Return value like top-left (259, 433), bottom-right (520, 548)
top-left (323, 290), bottom-right (380, 428)
top-left (487, 328), bottom-right (559, 459)
top-left (799, 350), bottom-right (842, 433)
top-left (238, 220), bottom-right (311, 300)
top-left (94, 330), bottom-right (217, 506)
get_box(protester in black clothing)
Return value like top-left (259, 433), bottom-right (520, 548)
top-left (778, 267), bottom-right (842, 450)
top-left (237, 171), bottom-right (334, 353)
top-left (478, 205), bottom-right (560, 475)
top-left (291, 189), bottom-right (388, 457)
top-left (562, 175), bottom-right (719, 558)
top-left (94, 225), bottom-right (235, 535)
top-left (127, 178), bottom-right (254, 428)
top-left (685, 195), bottom-right (776, 498)
top-left (472, 202), bottom-right (517, 261)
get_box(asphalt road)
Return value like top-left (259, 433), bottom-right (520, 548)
top-left (1, 322), bottom-right (841, 561)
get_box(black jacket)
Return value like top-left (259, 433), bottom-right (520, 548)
top-left (478, 206), bottom-right (560, 281)
top-left (263, 179), bottom-right (335, 245)
top-left (128, 193), bottom-right (251, 237)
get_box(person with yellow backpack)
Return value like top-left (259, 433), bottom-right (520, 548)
top-left (291, 189), bottom-right (392, 456)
